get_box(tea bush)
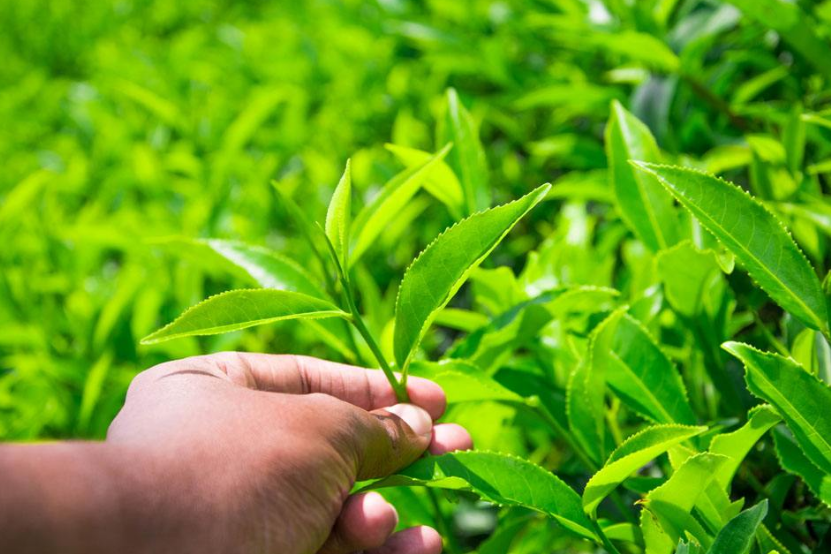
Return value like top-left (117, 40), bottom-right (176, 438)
top-left (3, 0), bottom-right (831, 552)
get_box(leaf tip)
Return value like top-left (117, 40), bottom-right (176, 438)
top-left (721, 340), bottom-right (752, 358)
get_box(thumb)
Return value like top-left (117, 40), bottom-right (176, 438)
top-left (351, 403), bottom-right (433, 481)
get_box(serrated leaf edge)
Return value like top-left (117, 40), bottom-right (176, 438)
top-left (634, 162), bottom-right (827, 332)
top-left (393, 183), bottom-right (551, 370)
top-left (723, 341), bottom-right (831, 475)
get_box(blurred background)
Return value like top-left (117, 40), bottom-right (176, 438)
top-left (2, 0), bottom-right (831, 447)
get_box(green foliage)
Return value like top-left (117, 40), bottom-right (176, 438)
top-left (724, 342), bottom-right (831, 474)
top-left (582, 424), bottom-right (706, 516)
top-left (635, 163), bottom-right (829, 334)
top-left (707, 500), bottom-right (768, 554)
top-left (393, 184), bottom-right (549, 371)
top-left (325, 160), bottom-right (352, 271)
top-left (361, 451), bottom-right (596, 541)
top-left (606, 101), bottom-right (678, 251)
top-left (140, 290), bottom-right (347, 344)
top-left (4, 0), bottom-right (831, 551)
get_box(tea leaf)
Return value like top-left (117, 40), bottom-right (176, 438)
top-left (201, 239), bottom-right (327, 298)
top-left (393, 183), bottom-right (550, 371)
top-left (583, 424), bottom-right (707, 515)
top-left (408, 360), bottom-right (525, 405)
top-left (607, 315), bottom-right (696, 425)
top-left (438, 88), bottom-right (490, 215)
top-left (723, 342), bottom-right (831, 474)
top-left (634, 163), bottom-right (828, 334)
top-left (567, 309), bottom-right (624, 464)
top-left (325, 160), bottom-right (352, 270)
top-left (141, 289), bottom-right (348, 344)
top-left (350, 144), bottom-right (452, 265)
top-left (607, 101), bottom-right (678, 251)
top-left (385, 143), bottom-right (465, 218)
top-left (709, 405), bottom-right (781, 490)
top-left (362, 450), bottom-right (596, 540)
top-left (640, 453), bottom-right (729, 554)
top-left (773, 426), bottom-right (831, 506)
top-left (706, 500), bottom-right (768, 554)
top-left (656, 241), bottom-right (723, 317)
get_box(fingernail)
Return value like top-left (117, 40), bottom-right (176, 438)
top-left (385, 403), bottom-right (433, 437)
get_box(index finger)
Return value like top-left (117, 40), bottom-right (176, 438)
top-left (212, 352), bottom-right (447, 420)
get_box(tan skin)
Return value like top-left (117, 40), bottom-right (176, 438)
top-left (0, 353), bottom-right (473, 554)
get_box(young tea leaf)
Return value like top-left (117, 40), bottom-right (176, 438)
top-left (361, 450), bottom-right (596, 541)
top-left (606, 101), bottom-right (678, 251)
top-left (393, 183), bottom-right (550, 371)
top-left (201, 239), bottom-right (327, 298)
top-left (141, 289), bottom-right (348, 344)
top-left (438, 88), bottom-right (490, 215)
top-left (640, 453), bottom-right (729, 554)
top-left (706, 500), bottom-right (768, 554)
top-left (708, 405), bottom-right (781, 490)
top-left (583, 424), bottom-right (707, 516)
top-left (385, 143), bottom-right (465, 218)
top-left (325, 160), bottom-right (352, 270)
top-left (723, 342), bottom-right (831, 474)
top-left (567, 309), bottom-right (624, 464)
top-left (350, 144), bottom-right (452, 266)
top-left (607, 314), bottom-right (696, 425)
top-left (634, 163), bottom-right (828, 334)
top-left (408, 360), bottom-right (526, 405)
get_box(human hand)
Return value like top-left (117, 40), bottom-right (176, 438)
top-left (107, 352), bottom-right (472, 554)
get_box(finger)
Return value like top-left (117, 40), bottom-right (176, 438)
top-left (365, 526), bottom-right (443, 554)
top-left (212, 353), bottom-right (446, 419)
top-left (317, 492), bottom-right (398, 554)
top-left (429, 424), bottom-right (473, 455)
top-left (349, 403), bottom-right (433, 480)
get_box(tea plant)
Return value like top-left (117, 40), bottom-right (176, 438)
top-left (141, 90), bottom-right (831, 553)
top-left (4, 0), bottom-right (831, 552)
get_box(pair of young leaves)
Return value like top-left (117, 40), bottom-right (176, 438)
top-left (142, 154), bottom-right (549, 385)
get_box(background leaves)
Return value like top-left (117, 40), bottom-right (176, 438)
top-left (3, 0), bottom-right (831, 551)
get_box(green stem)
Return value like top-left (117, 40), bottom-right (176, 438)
top-left (317, 226), bottom-right (409, 403)
top-left (347, 293), bottom-right (409, 403)
top-left (591, 519), bottom-right (623, 554)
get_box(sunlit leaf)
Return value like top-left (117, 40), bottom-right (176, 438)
top-left (606, 101), bottom-right (678, 251)
top-left (438, 88), bottom-right (490, 214)
top-left (325, 159), bottom-right (352, 270)
top-left (350, 144), bottom-right (452, 265)
top-left (634, 163), bottom-right (828, 333)
top-left (723, 342), bottom-right (831, 474)
top-left (393, 184), bottom-right (550, 371)
top-left (362, 451), bottom-right (596, 541)
top-left (141, 289), bottom-right (348, 344)
top-left (640, 453), bottom-right (728, 554)
top-left (583, 424), bottom-right (707, 515)
top-left (708, 405), bottom-right (781, 490)
top-left (607, 315), bottom-right (696, 425)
